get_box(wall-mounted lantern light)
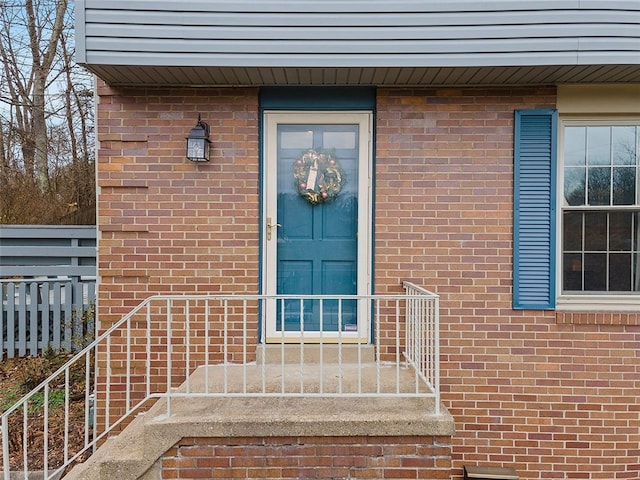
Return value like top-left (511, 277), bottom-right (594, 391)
top-left (186, 114), bottom-right (211, 162)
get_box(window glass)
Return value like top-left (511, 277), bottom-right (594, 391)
top-left (563, 253), bottom-right (583, 291)
top-left (613, 167), bottom-right (635, 205)
top-left (587, 127), bottom-right (611, 166)
top-left (562, 123), bottom-right (640, 293)
top-left (563, 212), bottom-right (582, 250)
top-left (583, 253), bottom-right (607, 290)
top-left (610, 254), bottom-right (632, 291)
top-left (610, 212), bottom-right (633, 251)
top-left (564, 127), bottom-right (586, 166)
top-left (613, 126), bottom-right (636, 165)
top-left (587, 167), bottom-right (610, 205)
top-left (584, 212), bottom-right (607, 251)
top-left (564, 167), bottom-right (585, 206)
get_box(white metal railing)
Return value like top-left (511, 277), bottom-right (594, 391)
top-left (403, 281), bottom-right (440, 414)
top-left (0, 284), bottom-right (439, 479)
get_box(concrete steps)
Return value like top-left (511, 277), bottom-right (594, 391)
top-left (63, 355), bottom-right (453, 480)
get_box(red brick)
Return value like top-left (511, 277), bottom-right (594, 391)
top-left (95, 84), bottom-right (640, 480)
top-left (159, 436), bottom-right (449, 479)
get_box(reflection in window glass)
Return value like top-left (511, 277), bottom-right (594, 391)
top-left (564, 167), bottom-right (586, 206)
top-left (323, 131), bottom-right (357, 149)
top-left (280, 131), bottom-right (313, 149)
top-left (613, 126), bottom-right (636, 165)
top-left (564, 127), bottom-right (586, 166)
top-left (587, 127), bottom-right (611, 166)
top-left (587, 167), bottom-right (611, 205)
top-left (613, 167), bottom-right (635, 205)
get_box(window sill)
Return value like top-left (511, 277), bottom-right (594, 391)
top-left (556, 295), bottom-right (640, 325)
top-left (557, 295), bottom-right (640, 312)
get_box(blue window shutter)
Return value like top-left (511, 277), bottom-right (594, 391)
top-left (513, 109), bottom-right (558, 309)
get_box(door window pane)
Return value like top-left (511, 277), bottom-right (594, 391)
top-left (323, 131), bottom-right (357, 149)
top-left (280, 130), bottom-right (313, 149)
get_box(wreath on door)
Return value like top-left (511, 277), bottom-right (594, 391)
top-left (293, 149), bottom-right (345, 205)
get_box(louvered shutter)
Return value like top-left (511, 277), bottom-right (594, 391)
top-left (513, 110), bottom-right (558, 309)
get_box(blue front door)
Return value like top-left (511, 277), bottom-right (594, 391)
top-left (263, 112), bottom-right (371, 341)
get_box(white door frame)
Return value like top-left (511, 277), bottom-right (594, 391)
top-left (262, 111), bottom-right (373, 342)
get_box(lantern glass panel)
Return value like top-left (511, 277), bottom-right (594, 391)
top-left (187, 138), bottom-right (206, 160)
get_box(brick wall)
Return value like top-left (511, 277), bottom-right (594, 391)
top-left (95, 84), bottom-right (260, 432)
top-left (95, 84), bottom-right (640, 479)
top-left (375, 87), bottom-right (640, 479)
top-left (96, 83), bottom-right (260, 325)
top-left (161, 436), bottom-right (452, 479)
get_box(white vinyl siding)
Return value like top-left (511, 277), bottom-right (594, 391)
top-left (75, 0), bottom-right (640, 86)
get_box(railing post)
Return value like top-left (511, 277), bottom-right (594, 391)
top-left (146, 302), bottom-right (151, 400)
top-left (126, 317), bottom-right (131, 412)
top-left (434, 295), bottom-right (441, 415)
top-left (205, 299), bottom-right (211, 394)
top-left (2, 415), bottom-right (9, 480)
top-left (242, 299), bottom-right (248, 395)
top-left (185, 300), bottom-right (191, 395)
top-left (166, 298), bottom-right (172, 417)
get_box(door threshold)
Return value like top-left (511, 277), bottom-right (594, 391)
top-left (258, 344), bottom-right (375, 364)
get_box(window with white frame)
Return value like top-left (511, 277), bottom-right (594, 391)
top-left (562, 122), bottom-right (640, 293)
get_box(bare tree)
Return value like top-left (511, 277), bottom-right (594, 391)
top-left (0, 0), bottom-right (95, 224)
top-left (27, 0), bottom-right (68, 190)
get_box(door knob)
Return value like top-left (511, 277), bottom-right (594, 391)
top-left (266, 217), bottom-right (282, 240)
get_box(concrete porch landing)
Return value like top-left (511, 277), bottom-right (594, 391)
top-left (181, 363), bottom-right (433, 395)
top-left (64, 348), bottom-right (454, 480)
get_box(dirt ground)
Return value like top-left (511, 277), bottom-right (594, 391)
top-left (0, 355), bottom-right (89, 472)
